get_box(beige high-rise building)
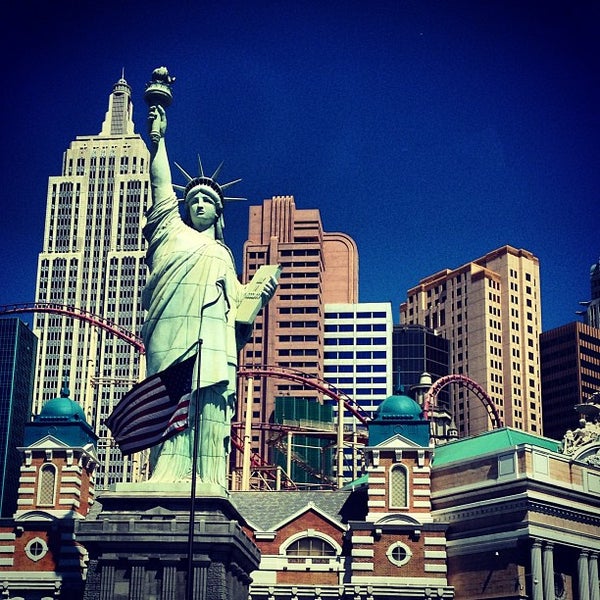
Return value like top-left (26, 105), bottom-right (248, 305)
top-left (33, 76), bottom-right (150, 489)
top-left (400, 245), bottom-right (542, 437)
top-left (235, 195), bottom-right (358, 472)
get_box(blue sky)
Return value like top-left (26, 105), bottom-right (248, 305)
top-left (1, 1), bottom-right (598, 330)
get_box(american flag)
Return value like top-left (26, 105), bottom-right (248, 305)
top-left (106, 356), bottom-right (196, 455)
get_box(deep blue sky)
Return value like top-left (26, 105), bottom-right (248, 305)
top-left (1, 1), bottom-right (598, 330)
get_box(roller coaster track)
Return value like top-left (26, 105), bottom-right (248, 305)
top-left (0, 302), bottom-right (145, 353)
top-left (238, 364), bottom-right (371, 424)
top-left (424, 373), bottom-right (503, 428)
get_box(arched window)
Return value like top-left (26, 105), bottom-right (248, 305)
top-left (389, 464), bottom-right (408, 508)
top-left (37, 464), bottom-right (57, 506)
top-left (285, 536), bottom-right (337, 557)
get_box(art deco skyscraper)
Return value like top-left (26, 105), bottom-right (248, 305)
top-left (235, 195), bottom-right (358, 475)
top-left (400, 245), bottom-right (543, 437)
top-left (33, 76), bottom-right (149, 489)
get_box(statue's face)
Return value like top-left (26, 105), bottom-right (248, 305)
top-left (186, 187), bottom-right (221, 232)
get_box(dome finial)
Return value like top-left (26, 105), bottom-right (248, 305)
top-left (60, 378), bottom-right (70, 398)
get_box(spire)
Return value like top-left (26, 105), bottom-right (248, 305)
top-left (99, 72), bottom-right (135, 136)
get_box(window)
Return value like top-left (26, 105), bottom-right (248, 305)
top-left (37, 464), bottom-right (57, 506)
top-left (387, 541), bottom-right (413, 567)
top-left (389, 465), bottom-right (408, 508)
top-left (25, 537), bottom-right (49, 562)
top-left (286, 536), bottom-right (337, 556)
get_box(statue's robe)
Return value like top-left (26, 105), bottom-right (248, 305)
top-left (141, 192), bottom-right (247, 486)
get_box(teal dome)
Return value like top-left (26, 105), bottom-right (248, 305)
top-left (375, 394), bottom-right (423, 421)
top-left (39, 385), bottom-right (86, 422)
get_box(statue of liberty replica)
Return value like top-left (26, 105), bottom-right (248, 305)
top-left (141, 67), bottom-right (277, 489)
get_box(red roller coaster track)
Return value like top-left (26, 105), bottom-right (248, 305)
top-left (424, 373), bottom-right (503, 428)
top-left (238, 364), bottom-right (371, 424)
top-left (0, 302), bottom-right (145, 353)
top-left (1, 303), bottom-right (501, 431)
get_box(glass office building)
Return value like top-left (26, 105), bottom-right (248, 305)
top-left (0, 318), bottom-right (37, 516)
top-left (393, 324), bottom-right (450, 409)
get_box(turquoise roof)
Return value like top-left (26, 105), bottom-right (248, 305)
top-left (433, 427), bottom-right (561, 466)
top-left (341, 473), bottom-right (368, 490)
top-left (38, 386), bottom-right (86, 422)
top-left (375, 394), bottom-right (422, 421)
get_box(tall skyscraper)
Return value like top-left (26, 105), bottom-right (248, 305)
top-left (540, 321), bottom-right (600, 440)
top-left (33, 75), bottom-right (150, 489)
top-left (235, 195), bottom-right (358, 474)
top-left (0, 318), bottom-right (37, 516)
top-left (400, 245), bottom-right (543, 437)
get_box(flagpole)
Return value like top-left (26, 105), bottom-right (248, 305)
top-left (186, 339), bottom-right (203, 600)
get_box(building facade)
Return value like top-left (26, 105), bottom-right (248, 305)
top-left (1, 389), bottom-right (599, 599)
top-left (0, 318), bottom-right (37, 517)
top-left (400, 245), bottom-right (543, 438)
top-left (432, 426), bottom-right (600, 600)
top-left (33, 75), bottom-right (150, 490)
top-left (234, 391), bottom-right (454, 600)
top-left (0, 388), bottom-right (97, 598)
top-left (323, 303), bottom-right (394, 483)
top-left (235, 195), bottom-right (358, 478)
top-left (541, 321), bottom-right (600, 440)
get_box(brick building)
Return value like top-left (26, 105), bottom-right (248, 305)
top-left (0, 386), bottom-right (97, 597)
top-left (1, 389), bottom-right (599, 599)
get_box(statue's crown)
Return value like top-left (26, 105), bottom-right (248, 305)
top-left (172, 157), bottom-right (245, 206)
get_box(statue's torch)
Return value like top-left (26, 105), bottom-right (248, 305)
top-left (144, 67), bottom-right (175, 144)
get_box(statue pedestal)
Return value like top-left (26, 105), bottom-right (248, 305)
top-left (75, 482), bottom-right (260, 600)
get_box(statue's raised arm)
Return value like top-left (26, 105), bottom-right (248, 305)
top-left (144, 67), bottom-right (175, 204)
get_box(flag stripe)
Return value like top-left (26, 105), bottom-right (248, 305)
top-left (106, 356), bottom-right (195, 455)
top-left (116, 398), bottom-right (191, 440)
top-left (108, 378), bottom-right (170, 430)
top-left (110, 388), bottom-right (176, 436)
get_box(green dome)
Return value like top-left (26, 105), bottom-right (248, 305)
top-left (375, 394), bottom-right (423, 421)
top-left (39, 385), bottom-right (86, 422)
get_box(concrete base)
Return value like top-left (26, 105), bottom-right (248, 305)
top-left (75, 482), bottom-right (260, 600)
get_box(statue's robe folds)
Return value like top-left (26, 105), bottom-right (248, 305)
top-left (141, 193), bottom-right (248, 486)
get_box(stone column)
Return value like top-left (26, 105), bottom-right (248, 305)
top-left (99, 562), bottom-right (115, 600)
top-left (190, 560), bottom-right (209, 599)
top-left (531, 539), bottom-right (543, 600)
top-left (589, 552), bottom-right (599, 600)
top-left (129, 558), bottom-right (149, 600)
top-left (161, 560), bottom-right (178, 600)
top-left (579, 550), bottom-right (590, 600)
top-left (542, 542), bottom-right (554, 600)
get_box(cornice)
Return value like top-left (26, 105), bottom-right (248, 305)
top-left (434, 495), bottom-right (600, 529)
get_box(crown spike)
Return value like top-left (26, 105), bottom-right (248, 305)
top-left (173, 184), bottom-right (186, 192)
top-left (197, 154), bottom-right (205, 178)
top-left (211, 161), bottom-right (224, 180)
top-left (221, 178), bottom-right (242, 190)
top-left (224, 196), bottom-right (247, 202)
top-left (174, 162), bottom-right (194, 182)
